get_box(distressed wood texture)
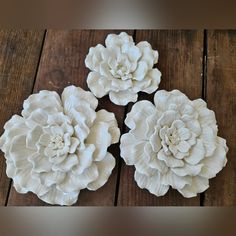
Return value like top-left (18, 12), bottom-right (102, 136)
top-left (1, 30), bottom-right (235, 206)
top-left (7, 30), bottom-right (134, 206)
top-left (117, 30), bottom-right (204, 206)
top-left (0, 30), bottom-right (45, 205)
top-left (204, 30), bottom-right (236, 206)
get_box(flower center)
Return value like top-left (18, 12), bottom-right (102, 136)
top-left (48, 134), bottom-right (64, 149)
top-left (168, 132), bottom-right (180, 145)
top-left (109, 58), bottom-right (132, 80)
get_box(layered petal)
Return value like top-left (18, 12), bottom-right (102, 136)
top-left (120, 89), bottom-right (228, 198)
top-left (85, 32), bottom-right (161, 105)
top-left (135, 171), bottom-right (169, 197)
top-left (0, 85), bottom-right (120, 206)
top-left (88, 152), bottom-right (115, 190)
top-left (109, 90), bottom-right (138, 105)
top-left (86, 122), bottom-right (112, 161)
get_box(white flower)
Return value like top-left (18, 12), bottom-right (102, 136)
top-left (0, 86), bottom-right (120, 205)
top-left (85, 32), bottom-right (161, 106)
top-left (120, 90), bottom-right (228, 198)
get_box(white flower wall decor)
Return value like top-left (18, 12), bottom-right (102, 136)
top-left (85, 32), bottom-right (161, 105)
top-left (0, 86), bottom-right (120, 205)
top-left (120, 90), bottom-right (228, 198)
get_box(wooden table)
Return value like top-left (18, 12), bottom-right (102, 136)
top-left (0, 30), bottom-right (235, 206)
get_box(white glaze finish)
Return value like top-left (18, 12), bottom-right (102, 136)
top-left (120, 90), bottom-right (228, 198)
top-left (85, 32), bottom-right (161, 105)
top-left (0, 86), bottom-right (120, 205)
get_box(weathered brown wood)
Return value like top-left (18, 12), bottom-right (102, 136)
top-left (204, 30), bottom-right (236, 206)
top-left (0, 30), bottom-right (45, 205)
top-left (8, 30), bottom-right (134, 206)
top-left (118, 30), bottom-right (204, 205)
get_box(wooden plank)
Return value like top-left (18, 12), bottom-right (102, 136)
top-left (8, 30), bottom-right (134, 206)
top-left (0, 30), bottom-right (45, 205)
top-left (118, 30), bottom-right (203, 205)
top-left (204, 30), bottom-right (236, 206)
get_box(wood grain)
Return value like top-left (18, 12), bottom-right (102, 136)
top-left (8, 30), bottom-right (134, 206)
top-left (204, 30), bottom-right (236, 206)
top-left (117, 30), bottom-right (204, 206)
top-left (3, 30), bottom-right (236, 206)
top-left (0, 30), bottom-right (45, 205)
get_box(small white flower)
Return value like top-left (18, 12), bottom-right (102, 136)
top-left (120, 90), bottom-right (228, 198)
top-left (85, 32), bottom-right (161, 106)
top-left (0, 86), bottom-right (120, 205)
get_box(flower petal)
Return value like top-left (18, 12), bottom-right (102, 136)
top-left (105, 32), bottom-right (134, 48)
top-left (200, 126), bottom-right (217, 157)
top-left (52, 154), bottom-right (79, 172)
top-left (133, 61), bottom-right (149, 81)
top-left (85, 44), bottom-right (107, 71)
top-left (136, 41), bottom-right (159, 68)
top-left (30, 153), bottom-right (52, 173)
top-left (40, 187), bottom-right (79, 206)
top-left (22, 90), bottom-right (62, 118)
top-left (25, 109), bottom-right (48, 128)
top-left (157, 149), bottom-right (184, 168)
top-left (154, 90), bottom-right (171, 111)
top-left (62, 85), bottom-right (98, 110)
top-left (47, 112), bottom-right (71, 126)
top-left (74, 123), bottom-right (90, 144)
top-left (69, 137), bottom-right (80, 153)
top-left (157, 110), bottom-right (179, 127)
top-left (126, 45), bottom-right (142, 62)
top-left (145, 114), bottom-right (158, 138)
top-left (178, 176), bottom-right (209, 198)
top-left (87, 152), bottom-right (115, 190)
top-left (162, 170), bottom-right (192, 189)
top-left (95, 109), bottom-right (120, 144)
top-left (63, 97), bottom-right (96, 128)
top-left (150, 127), bottom-right (162, 152)
top-left (178, 127), bottom-right (191, 141)
top-left (13, 168), bottom-right (49, 196)
top-left (185, 120), bottom-right (201, 136)
top-left (86, 122), bottom-right (112, 161)
top-left (39, 171), bottom-right (66, 187)
top-left (172, 163), bottom-right (203, 177)
top-left (87, 72), bottom-right (111, 98)
top-left (193, 99), bottom-right (217, 131)
top-left (72, 144), bottom-right (95, 175)
top-left (26, 126), bottom-right (43, 150)
top-left (58, 164), bottom-right (99, 192)
top-left (142, 68), bottom-right (161, 93)
top-left (9, 135), bottom-right (34, 169)
top-left (134, 171), bottom-right (169, 197)
top-left (109, 90), bottom-right (138, 106)
top-left (177, 140), bottom-right (191, 153)
top-left (185, 139), bottom-right (205, 165)
top-left (0, 115), bottom-right (28, 153)
top-left (125, 100), bottom-right (156, 139)
top-left (120, 133), bottom-right (147, 165)
top-left (200, 137), bottom-right (228, 178)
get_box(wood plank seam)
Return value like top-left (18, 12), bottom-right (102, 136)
top-left (114, 30), bottom-right (137, 206)
top-left (200, 29), bottom-right (208, 206)
top-left (30, 30), bottom-right (47, 97)
top-left (6, 30), bottom-right (47, 206)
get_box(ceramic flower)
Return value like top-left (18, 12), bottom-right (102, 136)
top-left (85, 32), bottom-right (161, 105)
top-left (0, 86), bottom-right (120, 205)
top-left (120, 90), bottom-right (228, 197)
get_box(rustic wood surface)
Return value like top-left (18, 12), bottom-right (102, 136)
top-left (204, 30), bottom-right (236, 206)
top-left (0, 30), bottom-right (235, 206)
top-left (0, 30), bottom-right (45, 205)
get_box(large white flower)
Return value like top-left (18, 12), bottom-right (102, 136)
top-left (0, 86), bottom-right (120, 205)
top-left (85, 32), bottom-right (161, 106)
top-left (120, 90), bottom-right (228, 197)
